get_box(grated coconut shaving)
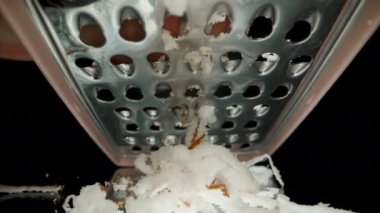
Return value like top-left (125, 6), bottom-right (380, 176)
top-left (64, 105), bottom-right (354, 213)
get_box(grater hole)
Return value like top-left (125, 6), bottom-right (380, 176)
top-left (243, 83), bottom-right (262, 99)
top-left (240, 143), bottom-right (251, 150)
top-left (145, 136), bottom-right (157, 145)
top-left (164, 135), bottom-right (178, 146)
top-left (174, 121), bottom-right (186, 130)
top-left (255, 52), bottom-right (279, 75)
top-left (110, 55), bottom-right (134, 77)
top-left (226, 104), bottom-right (242, 118)
top-left (184, 85), bottom-right (203, 101)
top-left (155, 83), bottom-right (173, 99)
top-left (79, 25), bottom-right (105, 47)
top-left (150, 145), bottom-right (159, 152)
top-left (221, 121), bottom-right (235, 130)
top-left (247, 133), bottom-right (259, 142)
top-left (115, 107), bottom-right (132, 120)
top-left (126, 86), bottom-right (144, 101)
top-left (163, 15), bottom-right (188, 38)
top-left (119, 7), bottom-right (146, 42)
top-left (271, 84), bottom-right (291, 99)
top-left (120, 19), bottom-right (146, 42)
top-left (244, 120), bottom-right (259, 129)
top-left (253, 104), bottom-right (270, 117)
top-left (96, 88), bottom-right (115, 102)
top-left (75, 58), bottom-right (100, 79)
top-left (221, 51), bottom-right (242, 73)
top-left (172, 105), bottom-right (188, 119)
top-left (75, 57), bottom-right (95, 67)
top-left (289, 55), bottom-right (312, 77)
top-left (132, 146), bottom-right (142, 152)
top-left (207, 135), bottom-right (219, 143)
top-left (247, 16), bottom-right (273, 39)
top-left (78, 14), bottom-right (106, 47)
top-left (227, 134), bottom-right (239, 143)
top-left (126, 123), bottom-right (139, 132)
top-left (214, 84), bottom-right (232, 99)
top-left (150, 122), bottom-right (162, 132)
top-left (286, 20), bottom-right (311, 43)
top-left (124, 136), bottom-right (136, 145)
top-left (205, 3), bottom-right (232, 37)
top-left (147, 53), bottom-right (170, 75)
top-left (143, 107), bottom-right (159, 119)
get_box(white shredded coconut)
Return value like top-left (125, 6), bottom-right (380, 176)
top-left (198, 105), bottom-right (217, 124)
top-left (161, 30), bottom-right (179, 51)
top-left (112, 177), bottom-right (133, 192)
top-left (64, 106), bottom-right (355, 213)
top-left (126, 143), bottom-right (261, 213)
top-left (184, 105), bottom-right (216, 145)
top-left (262, 53), bottom-right (279, 62)
top-left (124, 143), bottom-right (353, 213)
top-left (135, 154), bottom-right (155, 176)
top-left (209, 10), bottom-right (227, 25)
top-left (163, 135), bottom-right (178, 146)
top-left (185, 47), bottom-right (214, 74)
top-left (247, 154), bottom-right (284, 187)
top-left (163, 0), bottom-right (187, 16)
top-left (63, 183), bottom-right (122, 213)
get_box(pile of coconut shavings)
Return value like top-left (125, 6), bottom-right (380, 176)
top-left (63, 183), bottom-right (122, 213)
top-left (63, 105), bottom-right (354, 213)
top-left (130, 143), bottom-right (265, 212)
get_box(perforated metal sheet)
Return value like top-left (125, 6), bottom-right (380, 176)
top-left (31, 0), bottom-right (350, 158)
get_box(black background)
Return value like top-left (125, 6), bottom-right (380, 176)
top-left (0, 28), bottom-right (378, 212)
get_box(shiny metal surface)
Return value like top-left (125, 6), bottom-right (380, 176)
top-left (3, 0), bottom-right (378, 166)
top-left (34, 0), bottom-right (348, 157)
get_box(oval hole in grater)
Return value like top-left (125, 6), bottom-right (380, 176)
top-left (1, 0), bottom-right (378, 166)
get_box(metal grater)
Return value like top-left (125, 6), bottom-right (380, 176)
top-left (1, 0), bottom-right (378, 167)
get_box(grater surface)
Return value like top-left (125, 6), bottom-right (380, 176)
top-left (3, 0), bottom-right (378, 166)
top-left (37, 0), bottom-right (345, 159)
